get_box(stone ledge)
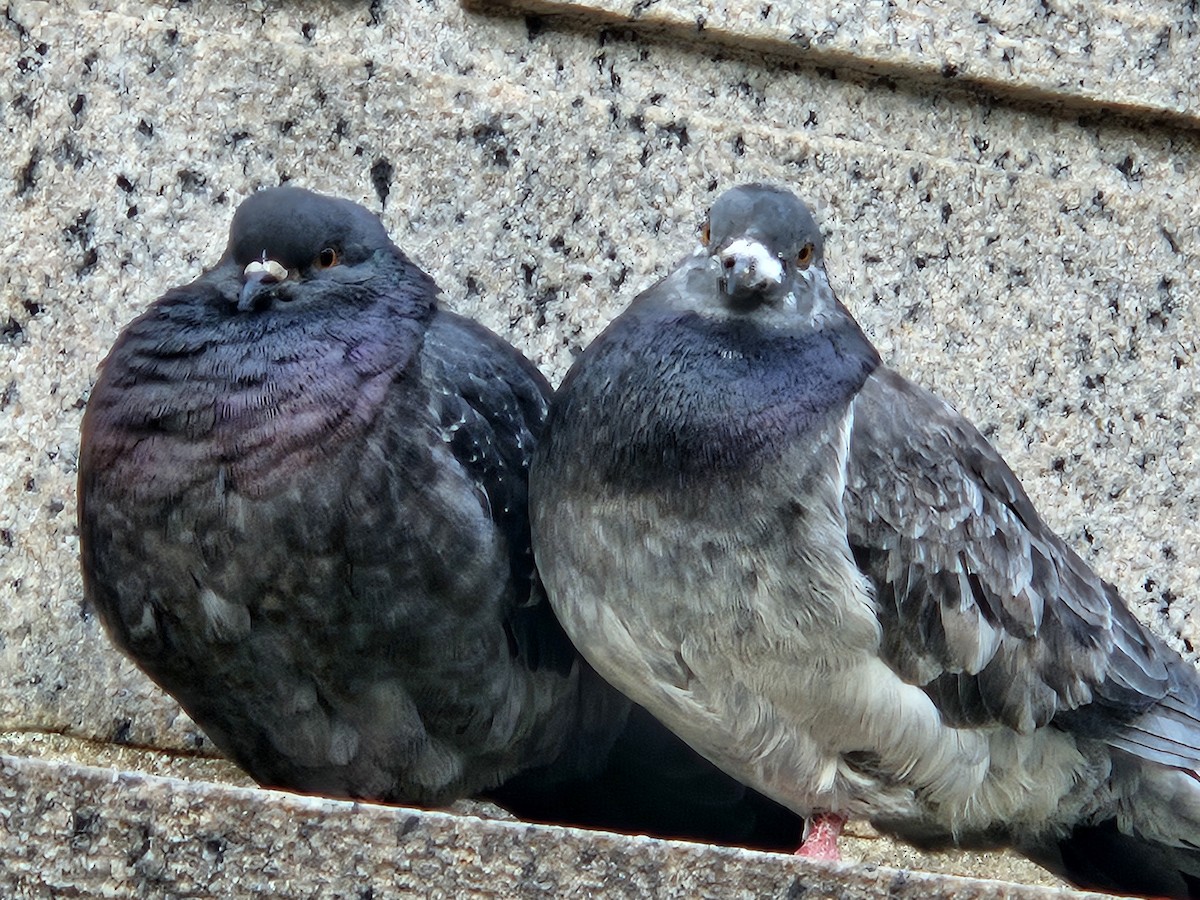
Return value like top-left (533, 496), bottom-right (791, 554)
top-left (465, 0), bottom-right (1200, 127)
top-left (0, 731), bottom-right (1068, 888)
top-left (0, 754), bottom-right (1113, 899)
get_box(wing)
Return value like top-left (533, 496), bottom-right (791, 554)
top-left (844, 367), bottom-right (1200, 768)
top-left (419, 311), bottom-right (576, 675)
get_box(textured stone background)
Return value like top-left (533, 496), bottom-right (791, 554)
top-left (0, 0), bottom-right (1196, 894)
top-left (1, 753), bottom-right (1116, 899)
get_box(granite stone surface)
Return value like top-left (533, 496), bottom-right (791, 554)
top-left (0, 730), bottom-right (1068, 888)
top-left (0, 753), bottom-right (1110, 899)
top-left (0, 0), bottom-right (1197, 893)
top-left (469, 0), bottom-right (1200, 124)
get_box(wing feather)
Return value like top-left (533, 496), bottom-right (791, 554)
top-left (845, 368), bottom-right (1200, 768)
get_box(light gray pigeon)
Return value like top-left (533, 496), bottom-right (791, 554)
top-left (78, 185), bottom-right (805, 850)
top-left (531, 182), bottom-right (1200, 897)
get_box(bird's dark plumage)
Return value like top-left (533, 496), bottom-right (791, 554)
top-left (532, 183), bottom-right (1200, 896)
top-left (79, 185), bottom-right (803, 850)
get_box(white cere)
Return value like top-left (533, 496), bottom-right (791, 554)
top-left (720, 239), bottom-right (784, 285)
top-left (244, 258), bottom-right (289, 281)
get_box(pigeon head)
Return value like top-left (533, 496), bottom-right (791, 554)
top-left (699, 184), bottom-right (827, 315)
top-left (221, 186), bottom-right (398, 312)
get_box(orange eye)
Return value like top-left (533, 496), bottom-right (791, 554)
top-left (700, 219), bottom-right (711, 245)
top-left (796, 242), bottom-right (814, 269)
top-left (316, 248), bottom-right (339, 268)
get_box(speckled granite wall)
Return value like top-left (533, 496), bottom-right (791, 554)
top-left (0, 0), bottom-right (1196, 893)
top-left (470, 0), bottom-right (1200, 122)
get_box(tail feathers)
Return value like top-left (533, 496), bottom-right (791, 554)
top-left (1021, 818), bottom-right (1200, 899)
top-left (1110, 689), bottom-right (1200, 774)
top-left (1022, 758), bottom-right (1200, 899)
top-left (1109, 728), bottom-right (1200, 772)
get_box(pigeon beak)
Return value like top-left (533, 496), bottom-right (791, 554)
top-left (718, 239), bottom-right (784, 299)
top-left (721, 256), bottom-right (755, 296)
top-left (239, 258), bottom-right (290, 312)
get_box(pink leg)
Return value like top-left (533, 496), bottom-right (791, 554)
top-left (794, 812), bottom-right (847, 861)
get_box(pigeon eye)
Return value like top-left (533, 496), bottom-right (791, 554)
top-left (796, 242), bottom-right (814, 269)
top-left (316, 248), bottom-right (339, 269)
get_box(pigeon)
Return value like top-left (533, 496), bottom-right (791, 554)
top-left (531, 182), bottom-right (1200, 897)
top-left (78, 185), bottom-right (803, 850)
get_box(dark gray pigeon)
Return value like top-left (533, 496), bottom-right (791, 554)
top-left (78, 185), bottom-right (803, 850)
top-left (532, 182), bottom-right (1200, 897)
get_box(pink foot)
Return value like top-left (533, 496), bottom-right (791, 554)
top-left (794, 812), bottom-right (847, 861)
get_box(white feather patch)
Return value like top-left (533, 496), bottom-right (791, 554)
top-left (199, 587), bottom-right (251, 642)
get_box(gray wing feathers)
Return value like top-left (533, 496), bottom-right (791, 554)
top-left (1109, 686), bottom-right (1200, 771)
top-left (846, 368), bottom-right (1199, 768)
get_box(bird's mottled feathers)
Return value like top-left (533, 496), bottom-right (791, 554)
top-left (846, 368), bottom-right (1200, 768)
top-left (418, 313), bottom-right (577, 674)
